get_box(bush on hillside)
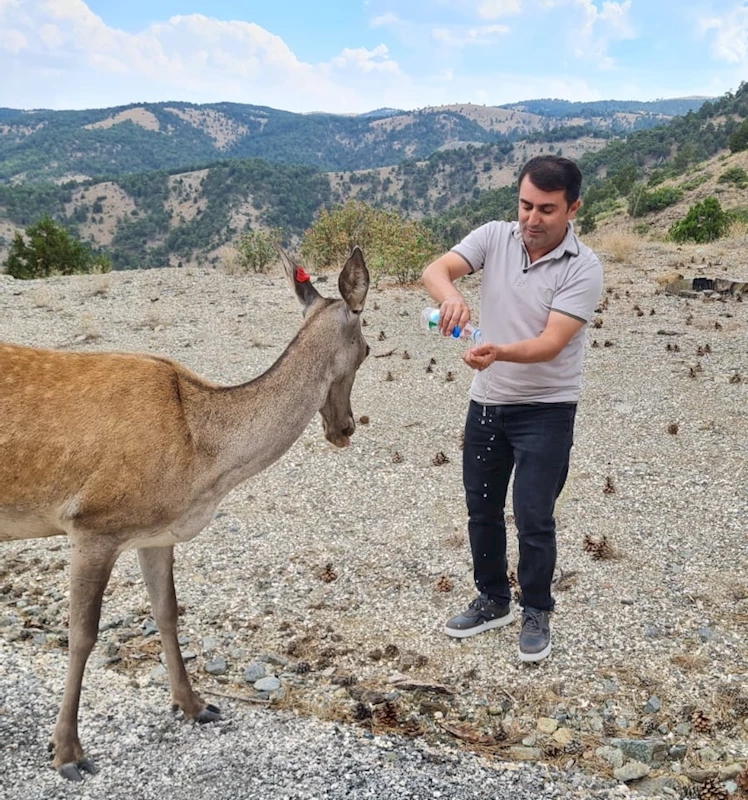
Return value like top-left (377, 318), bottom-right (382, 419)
top-left (717, 166), bottom-right (748, 188)
top-left (627, 185), bottom-right (684, 217)
top-left (4, 216), bottom-right (111, 280)
top-left (236, 228), bottom-right (282, 273)
top-left (300, 200), bottom-right (439, 284)
top-left (669, 197), bottom-right (728, 243)
top-left (728, 119), bottom-right (748, 153)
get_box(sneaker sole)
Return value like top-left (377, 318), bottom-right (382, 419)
top-left (518, 640), bottom-right (552, 662)
top-left (444, 610), bottom-right (515, 639)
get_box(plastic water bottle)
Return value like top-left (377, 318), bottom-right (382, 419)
top-left (421, 307), bottom-right (481, 343)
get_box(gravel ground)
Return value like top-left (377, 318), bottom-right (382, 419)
top-left (0, 234), bottom-right (746, 799)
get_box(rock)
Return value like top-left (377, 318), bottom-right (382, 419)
top-left (610, 738), bottom-right (666, 765)
top-left (257, 653), bottom-right (289, 667)
top-left (205, 657), bottom-right (228, 676)
top-left (613, 760), bottom-right (651, 782)
top-left (536, 717), bottom-right (559, 734)
top-left (643, 695), bottom-right (661, 714)
top-left (596, 746), bottom-right (625, 769)
top-left (243, 662), bottom-right (266, 683)
top-left (552, 727), bottom-right (575, 746)
top-left (718, 764), bottom-right (744, 780)
top-left (506, 746), bottom-right (543, 761)
top-left (254, 676), bottom-right (281, 692)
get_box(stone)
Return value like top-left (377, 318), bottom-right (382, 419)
top-left (243, 662), bottom-right (266, 683)
top-left (643, 695), bottom-right (661, 714)
top-left (507, 746), bottom-right (543, 761)
top-left (205, 657), bottom-right (228, 676)
top-left (552, 727), bottom-right (575, 746)
top-left (613, 760), bottom-right (651, 782)
top-left (610, 738), bottom-right (666, 765)
top-left (254, 676), bottom-right (281, 692)
top-left (596, 746), bottom-right (625, 769)
top-left (536, 717), bottom-right (559, 734)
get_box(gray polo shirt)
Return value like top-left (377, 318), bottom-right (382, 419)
top-left (452, 220), bottom-right (603, 404)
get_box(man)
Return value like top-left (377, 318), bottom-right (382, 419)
top-left (422, 155), bottom-right (602, 662)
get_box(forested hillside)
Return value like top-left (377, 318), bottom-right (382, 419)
top-left (6, 87), bottom-right (748, 272)
top-left (0, 97), bottom-right (707, 185)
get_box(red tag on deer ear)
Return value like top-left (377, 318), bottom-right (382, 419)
top-left (295, 266), bottom-right (310, 283)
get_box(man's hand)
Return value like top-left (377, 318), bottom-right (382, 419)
top-left (462, 343), bottom-right (498, 370)
top-left (438, 295), bottom-right (471, 337)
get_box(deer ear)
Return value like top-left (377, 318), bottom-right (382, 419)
top-left (338, 247), bottom-right (369, 313)
top-left (277, 246), bottom-right (320, 311)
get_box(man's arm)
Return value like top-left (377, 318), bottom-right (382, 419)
top-left (463, 311), bottom-right (585, 370)
top-left (421, 252), bottom-right (474, 336)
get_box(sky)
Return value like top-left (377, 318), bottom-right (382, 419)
top-left (2, 0), bottom-right (748, 114)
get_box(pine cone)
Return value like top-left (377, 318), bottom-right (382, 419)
top-left (432, 451), bottom-right (450, 466)
top-left (435, 575), bottom-right (453, 593)
top-left (564, 739), bottom-right (584, 755)
top-left (352, 701), bottom-right (372, 721)
top-left (543, 741), bottom-right (562, 757)
top-left (294, 660), bottom-right (311, 674)
top-left (641, 716), bottom-right (658, 735)
top-left (372, 701), bottom-right (399, 727)
top-left (603, 719), bottom-right (618, 737)
top-left (734, 695), bottom-right (748, 716)
top-left (691, 709), bottom-right (713, 733)
top-left (583, 534), bottom-right (615, 560)
top-left (697, 776), bottom-right (728, 800)
top-left (319, 563), bottom-right (337, 583)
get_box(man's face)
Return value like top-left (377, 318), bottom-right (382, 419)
top-left (518, 176), bottom-right (581, 258)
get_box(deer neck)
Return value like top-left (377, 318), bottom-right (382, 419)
top-left (183, 330), bottom-right (333, 497)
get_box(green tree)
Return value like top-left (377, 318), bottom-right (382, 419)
top-left (4, 216), bottom-right (111, 279)
top-left (669, 197), bottom-right (728, 243)
top-left (300, 199), bottom-right (439, 284)
top-left (237, 228), bottom-right (281, 273)
top-left (728, 119), bottom-right (748, 153)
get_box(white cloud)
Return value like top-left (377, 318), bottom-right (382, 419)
top-left (370, 13), bottom-right (402, 28)
top-left (330, 44), bottom-right (401, 75)
top-left (432, 24), bottom-right (510, 46)
top-left (477, 0), bottom-right (522, 19)
top-left (699, 7), bottom-right (748, 65)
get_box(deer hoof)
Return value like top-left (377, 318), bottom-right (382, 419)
top-left (195, 704), bottom-right (220, 724)
top-left (58, 756), bottom-right (98, 782)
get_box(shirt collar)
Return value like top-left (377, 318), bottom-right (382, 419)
top-left (511, 221), bottom-right (580, 262)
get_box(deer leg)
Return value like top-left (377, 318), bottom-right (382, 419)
top-left (137, 546), bottom-right (219, 723)
top-left (51, 540), bottom-right (117, 781)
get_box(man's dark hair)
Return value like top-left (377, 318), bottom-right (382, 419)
top-left (518, 155), bottom-right (582, 206)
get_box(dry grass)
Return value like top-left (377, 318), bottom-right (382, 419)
top-left (74, 312), bottom-right (101, 342)
top-left (594, 230), bottom-right (640, 263)
top-left (89, 274), bottom-right (112, 296)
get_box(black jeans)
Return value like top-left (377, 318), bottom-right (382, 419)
top-left (462, 400), bottom-right (576, 611)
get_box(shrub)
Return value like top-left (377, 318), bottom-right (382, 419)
top-left (236, 228), bottom-right (281, 273)
top-left (628, 185), bottom-right (684, 217)
top-left (717, 166), bottom-right (748, 188)
top-left (728, 119), bottom-right (748, 153)
top-left (300, 200), bottom-right (439, 284)
top-left (669, 197), bottom-right (728, 243)
top-left (4, 216), bottom-right (111, 279)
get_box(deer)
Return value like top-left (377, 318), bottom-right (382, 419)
top-left (0, 247), bottom-right (370, 781)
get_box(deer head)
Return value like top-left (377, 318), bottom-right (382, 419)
top-left (279, 246), bottom-right (370, 447)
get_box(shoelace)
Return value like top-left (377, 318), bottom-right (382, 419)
top-left (522, 609), bottom-right (544, 634)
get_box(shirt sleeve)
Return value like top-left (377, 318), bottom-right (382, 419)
top-left (450, 221), bottom-right (498, 273)
top-left (551, 255), bottom-right (603, 323)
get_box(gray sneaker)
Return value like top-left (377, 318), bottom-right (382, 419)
top-left (518, 607), bottom-right (551, 662)
top-left (444, 594), bottom-right (514, 639)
